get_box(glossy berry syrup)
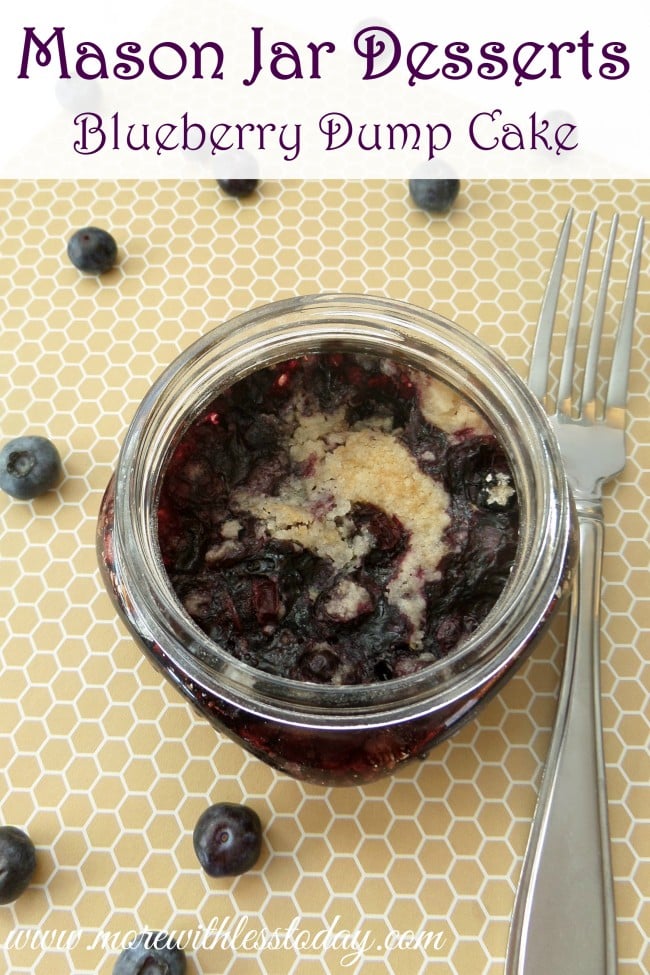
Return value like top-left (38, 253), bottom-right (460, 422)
top-left (156, 353), bottom-right (519, 686)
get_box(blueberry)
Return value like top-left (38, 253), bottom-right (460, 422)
top-left (193, 802), bottom-right (262, 877)
top-left (113, 931), bottom-right (186, 975)
top-left (0, 436), bottom-right (62, 500)
top-left (408, 178), bottom-right (460, 213)
top-left (217, 178), bottom-right (259, 199)
top-left (293, 644), bottom-right (341, 682)
top-left (0, 826), bottom-right (37, 904)
top-left (67, 226), bottom-right (117, 273)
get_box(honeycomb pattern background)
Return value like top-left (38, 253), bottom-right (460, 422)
top-left (0, 179), bottom-right (648, 975)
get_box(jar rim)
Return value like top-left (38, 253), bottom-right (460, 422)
top-left (112, 293), bottom-right (572, 728)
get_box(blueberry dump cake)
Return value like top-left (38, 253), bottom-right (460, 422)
top-left (156, 353), bottom-right (519, 685)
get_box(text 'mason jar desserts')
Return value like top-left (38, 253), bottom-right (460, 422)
top-left (97, 295), bottom-right (574, 785)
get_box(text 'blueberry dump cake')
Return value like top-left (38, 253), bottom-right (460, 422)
top-left (156, 352), bottom-right (519, 685)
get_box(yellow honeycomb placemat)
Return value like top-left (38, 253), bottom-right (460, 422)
top-left (1, 179), bottom-right (648, 975)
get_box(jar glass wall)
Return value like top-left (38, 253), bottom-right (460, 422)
top-left (97, 294), bottom-right (573, 785)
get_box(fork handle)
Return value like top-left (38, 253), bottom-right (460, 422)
top-left (505, 510), bottom-right (617, 975)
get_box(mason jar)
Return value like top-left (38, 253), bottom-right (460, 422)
top-left (97, 294), bottom-right (573, 785)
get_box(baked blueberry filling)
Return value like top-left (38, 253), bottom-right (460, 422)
top-left (157, 353), bottom-right (519, 684)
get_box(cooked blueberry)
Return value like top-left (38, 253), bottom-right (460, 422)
top-left (435, 615), bottom-right (464, 652)
top-left (193, 802), bottom-right (262, 877)
top-left (113, 931), bottom-right (186, 975)
top-left (67, 226), bottom-right (117, 273)
top-left (293, 644), bottom-right (341, 682)
top-left (409, 178), bottom-right (460, 213)
top-left (251, 577), bottom-right (281, 626)
top-left (217, 178), bottom-right (259, 198)
top-left (0, 826), bottom-right (36, 904)
top-left (244, 454), bottom-right (290, 495)
top-left (243, 414), bottom-right (280, 450)
top-left (0, 436), bottom-right (62, 500)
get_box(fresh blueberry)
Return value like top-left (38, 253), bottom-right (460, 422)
top-left (112, 931), bottom-right (186, 975)
top-left (217, 178), bottom-right (259, 199)
top-left (0, 436), bottom-right (62, 500)
top-left (408, 178), bottom-right (460, 213)
top-left (67, 226), bottom-right (117, 273)
top-left (0, 826), bottom-right (37, 904)
top-left (193, 802), bottom-right (262, 877)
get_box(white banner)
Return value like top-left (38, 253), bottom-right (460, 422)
top-left (1, 0), bottom-right (647, 176)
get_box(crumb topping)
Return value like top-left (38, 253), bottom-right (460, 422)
top-left (235, 419), bottom-right (450, 645)
top-left (417, 373), bottom-right (491, 435)
top-left (484, 472), bottom-right (516, 507)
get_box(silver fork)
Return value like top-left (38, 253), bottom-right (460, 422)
top-left (505, 209), bottom-right (645, 975)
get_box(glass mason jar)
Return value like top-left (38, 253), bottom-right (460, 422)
top-left (97, 294), bottom-right (573, 786)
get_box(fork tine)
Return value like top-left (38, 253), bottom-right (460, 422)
top-left (581, 214), bottom-right (619, 418)
top-left (528, 209), bottom-right (573, 405)
top-left (557, 210), bottom-right (597, 416)
top-left (605, 216), bottom-right (645, 420)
